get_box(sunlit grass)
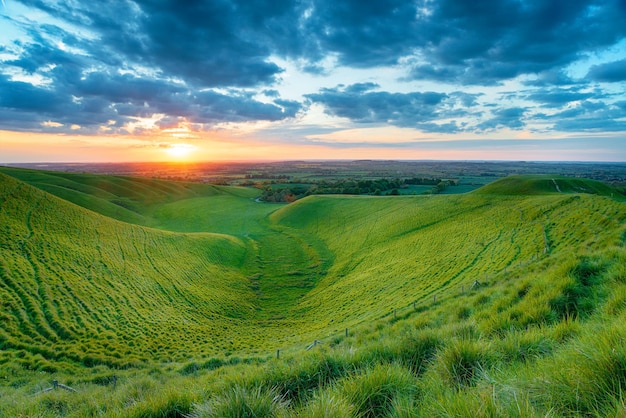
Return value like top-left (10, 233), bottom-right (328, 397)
top-left (2, 170), bottom-right (626, 416)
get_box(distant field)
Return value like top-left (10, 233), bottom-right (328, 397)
top-left (1, 168), bottom-right (626, 417)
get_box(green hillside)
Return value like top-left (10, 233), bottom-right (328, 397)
top-left (475, 174), bottom-right (624, 199)
top-left (0, 173), bottom-right (268, 366)
top-left (1, 169), bottom-right (626, 417)
top-left (0, 166), bottom-right (268, 231)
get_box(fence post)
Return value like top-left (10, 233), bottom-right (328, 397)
top-left (345, 328), bottom-right (349, 338)
top-left (276, 349), bottom-right (280, 359)
top-left (393, 309), bottom-right (397, 319)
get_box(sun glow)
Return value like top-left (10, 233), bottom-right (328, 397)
top-left (164, 143), bottom-right (196, 159)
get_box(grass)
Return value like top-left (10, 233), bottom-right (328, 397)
top-left (1, 169), bottom-right (626, 416)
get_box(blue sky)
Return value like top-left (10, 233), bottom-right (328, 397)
top-left (1, 0), bottom-right (626, 162)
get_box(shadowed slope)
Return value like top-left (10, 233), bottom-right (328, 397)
top-left (0, 166), bottom-right (264, 229)
top-left (0, 173), bottom-right (271, 368)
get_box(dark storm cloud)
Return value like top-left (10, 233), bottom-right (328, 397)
top-left (1, 0), bottom-right (625, 137)
top-left (298, 0), bottom-right (424, 68)
top-left (407, 0), bottom-right (626, 85)
top-left (587, 59), bottom-right (626, 82)
top-left (305, 85), bottom-right (484, 133)
top-left (15, 0), bottom-right (302, 87)
top-left (306, 84), bottom-right (451, 128)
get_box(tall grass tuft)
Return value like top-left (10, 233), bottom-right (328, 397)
top-left (338, 363), bottom-right (417, 418)
top-left (192, 385), bottom-right (288, 418)
top-left (497, 327), bottom-right (553, 363)
top-left (549, 257), bottom-right (604, 320)
top-left (436, 339), bottom-right (492, 388)
top-left (531, 322), bottom-right (626, 416)
top-left (124, 388), bottom-right (194, 418)
top-left (246, 354), bottom-right (350, 405)
top-left (396, 330), bottom-right (443, 376)
top-left (296, 391), bottom-right (354, 418)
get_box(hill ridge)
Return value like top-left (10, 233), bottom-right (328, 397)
top-left (474, 174), bottom-right (624, 199)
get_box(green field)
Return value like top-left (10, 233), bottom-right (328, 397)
top-left (1, 168), bottom-right (626, 417)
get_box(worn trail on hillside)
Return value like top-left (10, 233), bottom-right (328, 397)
top-left (243, 227), bottom-right (327, 319)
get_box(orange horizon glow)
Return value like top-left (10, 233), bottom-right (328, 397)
top-left (1, 129), bottom-right (624, 164)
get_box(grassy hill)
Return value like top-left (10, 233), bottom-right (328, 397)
top-left (474, 174), bottom-right (625, 199)
top-left (0, 173), bottom-right (266, 366)
top-left (0, 166), bottom-right (271, 232)
top-left (1, 170), bottom-right (626, 416)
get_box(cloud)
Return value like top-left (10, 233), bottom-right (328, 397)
top-left (1, 0), bottom-right (625, 144)
top-left (525, 88), bottom-right (596, 107)
top-left (549, 101), bottom-right (626, 132)
top-left (18, 0), bottom-right (622, 89)
top-left (587, 59), bottom-right (626, 82)
top-left (522, 69), bottom-right (581, 87)
top-left (406, 0), bottom-right (626, 85)
top-left (17, 0), bottom-right (288, 88)
top-left (297, 0), bottom-right (424, 68)
top-left (306, 84), bottom-right (454, 129)
top-left (477, 107), bottom-right (527, 131)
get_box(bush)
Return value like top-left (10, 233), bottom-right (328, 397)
top-left (497, 328), bottom-right (553, 363)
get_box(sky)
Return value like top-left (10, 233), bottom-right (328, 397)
top-left (1, 0), bottom-right (626, 163)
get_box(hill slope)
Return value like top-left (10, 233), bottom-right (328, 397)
top-left (0, 173), bottom-right (278, 369)
top-left (2, 170), bottom-right (626, 416)
top-left (2, 171), bottom-right (626, 365)
top-left (474, 174), bottom-right (624, 199)
top-left (271, 189), bottom-right (626, 328)
top-left (0, 166), bottom-right (269, 232)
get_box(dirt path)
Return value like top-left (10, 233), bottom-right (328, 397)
top-left (552, 178), bottom-right (562, 193)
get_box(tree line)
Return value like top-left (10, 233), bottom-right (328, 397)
top-left (260, 178), bottom-right (457, 202)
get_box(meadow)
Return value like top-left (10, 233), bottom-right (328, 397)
top-left (0, 166), bottom-right (625, 417)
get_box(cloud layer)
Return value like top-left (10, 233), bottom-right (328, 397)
top-left (0, 0), bottom-right (625, 146)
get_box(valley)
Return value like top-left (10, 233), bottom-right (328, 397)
top-left (1, 166), bottom-right (625, 417)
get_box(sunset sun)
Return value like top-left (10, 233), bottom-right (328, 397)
top-left (164, 143), bottom-right (196, 159)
